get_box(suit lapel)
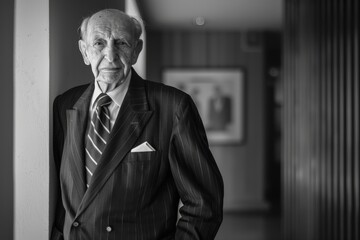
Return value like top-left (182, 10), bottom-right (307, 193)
top-left (76, 71), bottom-right (153, 217)
top-left (64, 84), bottom-right (94, 201)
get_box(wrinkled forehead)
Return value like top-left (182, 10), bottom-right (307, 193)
top-left (86, 10), bottom-right (135, 40)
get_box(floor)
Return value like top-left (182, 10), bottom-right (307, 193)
top-left (215, 212), bottom-right (282, 240)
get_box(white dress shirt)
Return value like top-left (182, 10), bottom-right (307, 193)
top-left (89, 71), bottom-right (131, 129)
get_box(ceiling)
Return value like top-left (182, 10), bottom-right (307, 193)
top-left (137, 0), bottom-right (283, 30)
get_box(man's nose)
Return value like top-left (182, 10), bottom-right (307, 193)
top-left (103, 44), bottom-right (117, 62)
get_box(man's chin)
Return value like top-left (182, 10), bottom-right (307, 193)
top-left (98, 74), bottom-right (123, 84)
top-left (96, 76), bottom-right (127, 91)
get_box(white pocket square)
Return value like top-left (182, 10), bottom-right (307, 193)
top-left (131, 141), bottom-right (156, 152)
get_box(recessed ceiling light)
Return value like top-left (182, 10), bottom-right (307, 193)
top-left (195, 16), bottom-right (205, 26)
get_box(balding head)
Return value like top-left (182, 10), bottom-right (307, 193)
top-left (78, 9), bottom-right (142, 43)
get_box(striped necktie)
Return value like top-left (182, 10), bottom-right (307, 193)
top-left (85, 93), bottom-right (112, 187)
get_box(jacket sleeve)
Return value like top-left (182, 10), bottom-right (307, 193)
top-left (50, 96), bottom-right (65, 240)
top-left (169, 95), bottom-right (224, 240)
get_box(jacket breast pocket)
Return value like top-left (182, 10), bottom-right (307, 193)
top-left (123, 150), bottom-right (160, 163)
top-left (111, 151), bottom-right (161, 208)
top-left (119, 151), bottom-right (161, 188)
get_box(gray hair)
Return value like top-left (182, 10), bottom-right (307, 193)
top-left (78, 10), bottom-right (143, 42)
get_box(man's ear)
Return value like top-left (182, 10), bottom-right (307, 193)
top-left (78, 40), bottom-right (90, 65)
top-left (131, 39), bottom-right (143, 65)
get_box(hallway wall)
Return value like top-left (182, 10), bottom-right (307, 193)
top-left (147, 30), bottom-right (268, 211)
top-left (283, 0), bottom-right (359, 239)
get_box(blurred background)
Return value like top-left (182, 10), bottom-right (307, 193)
top-left (1, 0), bottom-right (359, 240)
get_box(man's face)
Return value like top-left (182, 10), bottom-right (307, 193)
top-left (79, 10), bottom-right (142, 88)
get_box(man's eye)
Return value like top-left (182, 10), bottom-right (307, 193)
top-left (94, 41), bottom-right (104, 47)
top-left (116, 41), bottom-right (129, 47)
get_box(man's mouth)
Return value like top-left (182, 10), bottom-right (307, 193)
top-left (100, 68), bottom-right (120, 73)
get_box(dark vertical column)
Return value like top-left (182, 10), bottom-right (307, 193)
top-left (352, 1), bottom-right (360, 239)
top-left (345, 1), bottom-right (354, 239)
top-left (0, 0), bottom-right (14, 239)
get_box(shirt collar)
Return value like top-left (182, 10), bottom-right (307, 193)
top-left (91, 71), bottom-right (132, 109)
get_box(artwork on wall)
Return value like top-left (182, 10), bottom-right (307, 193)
top-left (163, 68), bottom-right (245, 144)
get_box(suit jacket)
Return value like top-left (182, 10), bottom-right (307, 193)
top-left (51, 70), bottom-right (224, 240)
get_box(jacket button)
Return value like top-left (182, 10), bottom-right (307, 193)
top-left (106, 226), bottom-right (112, 232)
top-left (73, 221), bottom-right (79, 227)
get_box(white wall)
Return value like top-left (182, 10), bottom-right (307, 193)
top-left (14, 0), bottom-right (50, 239)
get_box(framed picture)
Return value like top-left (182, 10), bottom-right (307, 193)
top-left (163, 68), bottom-right (245, 144)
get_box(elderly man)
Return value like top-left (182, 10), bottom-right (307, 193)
top-left (52, 9), bottom-right (223, 240)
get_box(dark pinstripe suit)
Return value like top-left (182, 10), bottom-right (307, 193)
top-left (51, 69), bottom-right (224, 240)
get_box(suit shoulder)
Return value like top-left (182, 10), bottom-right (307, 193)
top-left (144, 79), bottom-right (190, 102)
top-left (54, 83), bottom-right (90, 107)
top-left (58, 83), bottom-right (90, 98)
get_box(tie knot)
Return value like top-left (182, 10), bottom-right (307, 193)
top-left (95, 93), bottom-right (112, 108)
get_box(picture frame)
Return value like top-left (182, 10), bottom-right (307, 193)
top-left (163, 68), bottom-right (245, 144)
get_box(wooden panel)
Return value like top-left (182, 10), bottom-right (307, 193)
top-left (283, 0), bottom-right (359, 239)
